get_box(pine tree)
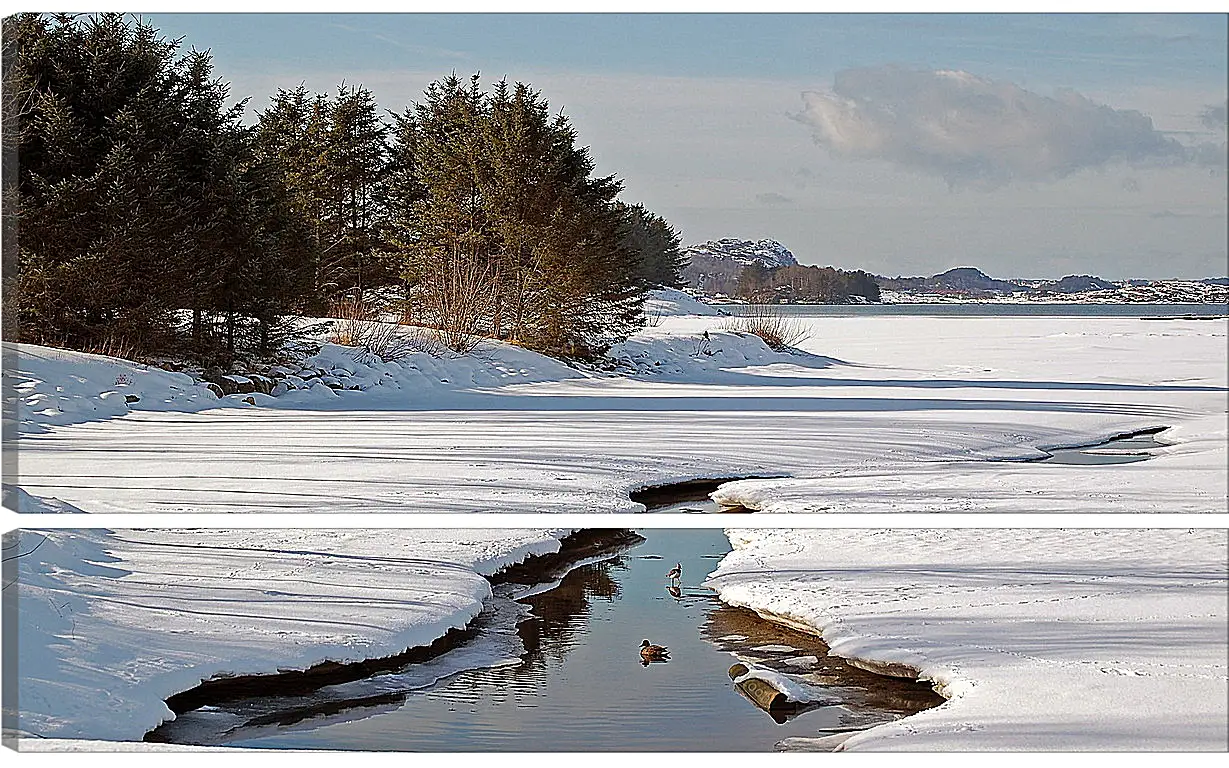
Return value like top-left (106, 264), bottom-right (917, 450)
top-left (256, 83), bottom-right (391, 304)
top-left (387, 73), bottom-right (647, 357)
top-left (7, 13), bottom-right (317, 361)
top-left (617, 202), bottom-right (685, 288)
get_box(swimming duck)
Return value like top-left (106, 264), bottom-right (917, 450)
top-left (640, 639), bottom-right (670, 660)
top-left (666, 562), bottom-right (682, 584)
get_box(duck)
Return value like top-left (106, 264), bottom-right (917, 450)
top-left (666, 562), bottom-right (682, 584)
top-left (640, 639), bottom-right (670, 661)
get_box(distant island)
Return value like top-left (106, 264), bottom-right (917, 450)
top-left (679, 239), bottom-right (1229, 305)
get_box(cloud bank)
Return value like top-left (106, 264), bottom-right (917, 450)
top-left (797, 66), bottom-right (1192, 186)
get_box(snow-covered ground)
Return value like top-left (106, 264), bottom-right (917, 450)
top-left (7, 292), bottom-right (1226, 513)
top-left (5, 291), bottom-right (1227, 751)
top-left (9, 527), bottom-right (570, 745)
top-left (706, 528), bottom-right (1229, 751)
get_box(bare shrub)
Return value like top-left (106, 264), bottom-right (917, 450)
top-left (402, 259), bottom-right (493, 355)
top-left (722, 306), bottom-right (810, 351)
top-left (329, 293), bottom-right (425, 361)
top-left (81, 334), bottom-right (139, 361)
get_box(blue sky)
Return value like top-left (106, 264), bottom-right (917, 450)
top-left (149, 13), bottom-right (1228, 279)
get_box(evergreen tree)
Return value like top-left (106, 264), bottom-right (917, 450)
top-left (388, 73), bottom-right (646, 357)
top-left (6, 13), bottom-right (316, 361)
top-left (256, 83), bottom-right (391, 303)
top-left (616, 202), bottom-right (685, 288)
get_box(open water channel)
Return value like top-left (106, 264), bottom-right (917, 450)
top-left (154, 529), bottom-right (942, 751)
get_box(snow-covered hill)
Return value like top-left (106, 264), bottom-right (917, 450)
top-left (682, 237), bottom-right (799, 269)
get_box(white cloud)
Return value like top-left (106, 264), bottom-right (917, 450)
top-left (797, 66), bottom-right (1196, 187)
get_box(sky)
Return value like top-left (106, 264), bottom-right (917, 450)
top-left (147, 12), bottom-right (1229, 280)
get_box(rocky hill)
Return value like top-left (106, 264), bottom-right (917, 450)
top-left (680, 238), bottom-right (798, 295)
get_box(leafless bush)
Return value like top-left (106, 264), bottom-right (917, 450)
top-left (402, 259), bottom-right (493, 355)
top-left (329, 293), bottom-right (423, 361)
top-left (722, 306), bottom-right (810, 351)
top-left (81, 334), bottom-right (138, 361)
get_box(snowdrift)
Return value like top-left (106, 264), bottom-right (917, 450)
top-left (12, 528), bottom-right (571, 742)
top-left (706, 528), bottom-right (1229, 751)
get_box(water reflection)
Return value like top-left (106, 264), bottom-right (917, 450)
top-left (155, 530), bottom-right (942, 751)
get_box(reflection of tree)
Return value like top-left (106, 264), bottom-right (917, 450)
top-left (517, 557), bottom-right (623, 666)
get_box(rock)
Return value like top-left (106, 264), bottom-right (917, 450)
top-left (284, 375), bottom-right (306, 389)
top-left (248, 374), bottom-right (273, 394)
top-left (242, 396), bottom-right (256, 406)
top-left (270, 381), bottom-right (291, 397)
top-left (202, 382), bottom-right (224, 398)
top-left (124, 394), bottom-right (141, 404)
top-left (221, 375), bottom-right (254, 394)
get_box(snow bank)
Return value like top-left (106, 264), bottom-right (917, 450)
top-left (8, 344), bottom-right (221, 434)
top-left (606, 327), bottom-right (822, 380)
top-left (706, 529), bottom-right (1229, 751)
top-left (641, 287), bottom-right (724, 317)
top-left (12, 528), bottom-right (571, 742)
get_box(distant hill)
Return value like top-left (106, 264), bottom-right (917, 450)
top-left (1040, 275), bottom-right (1118, 293)
top-left (682, 242), bottom-right (1229, 304)
top-left (681, 238), bottom-right (798, 295)
top-left (926, 267), bottom-right (1029, 293)
top-left (876, 268), bottom-right (1229, 304)
top-left (684, 238), bottom-right (798, 269)
top-left (878, 267), bottom-right (1028, 295)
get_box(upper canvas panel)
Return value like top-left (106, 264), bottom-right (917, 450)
top-left (4, 13), bottom-right (1226, 513)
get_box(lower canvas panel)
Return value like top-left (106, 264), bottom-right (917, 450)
top-left (3, 527), bottom-right (1227, 752)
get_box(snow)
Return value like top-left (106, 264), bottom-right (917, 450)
top-left (11, 528), bottom-right (571, 742)
top-left (9, 313), bottom-right (1225, 514)
top-left (7, 343), bottom-right (221, 435)
top-left (641, 287), bottom-right (724, 317)
top-left (706, 528), bottom-right (1229, 751)
top-left (7, 303), bottom-right (1228, 750)
top-left (15, 739), bottom-right (249, 752)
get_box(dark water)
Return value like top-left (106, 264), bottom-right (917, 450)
top-left (160, 530), bottom-right (941, 751)
top-left (632, 478), bottom-right (757, 514)
top-left (1039, 428), bottom-right (1168, 466)
top-left (722, 303), bottom-right (1227, 318)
